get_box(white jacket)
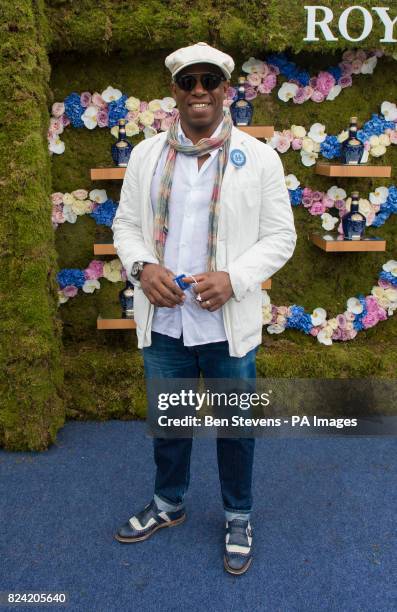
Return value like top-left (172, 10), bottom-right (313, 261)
top-left (111, 126), bottom-right (297, 357)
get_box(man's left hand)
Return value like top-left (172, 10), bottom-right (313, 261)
top-left (183, 272), bottom-right (233, 311)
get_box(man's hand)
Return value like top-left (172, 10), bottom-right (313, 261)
top-left (140, 264), bottom-right (185, 307)
top-left (183, 272), bottom-right (233, 312)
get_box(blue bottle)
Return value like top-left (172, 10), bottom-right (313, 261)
top-left (111, 119), bottom-right (133, 167)
top-left (342, 192), bottom-right (366, 240)
top-left (340, 117), bottom-right (364, 165)
top-left (230, 77), bottom-right (253, 126)
top-left (119, 280), bottom-right (134, 318)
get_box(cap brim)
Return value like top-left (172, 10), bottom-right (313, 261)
top-left (172, 61), bottom-right (231, 80)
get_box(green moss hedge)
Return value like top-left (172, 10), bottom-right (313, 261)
top-left (0, 2), bottom-right (64, 450)
top-left (1, 2), bottom-right (396, 450)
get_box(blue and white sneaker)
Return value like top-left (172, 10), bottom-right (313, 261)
top-left (224, 519), bottom-right (253, 575)
top-left (115, 499), bottom-right (186, 543)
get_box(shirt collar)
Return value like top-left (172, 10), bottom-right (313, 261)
top-left (177, 118), bottom-right (224, 155)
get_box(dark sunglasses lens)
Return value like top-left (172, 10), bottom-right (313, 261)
top-left (201, 74), bottom-right (223, 90)
top-left (177, 75), bottom-right (196, 91)
top-left (176, 73), bottom-right (223, 91)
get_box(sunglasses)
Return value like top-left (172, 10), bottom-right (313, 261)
top-left (174, 72), bottom-right (226, 92)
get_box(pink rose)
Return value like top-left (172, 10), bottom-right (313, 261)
top-left (258, 74), bottom-right (277, 94)
top-left (309, 201), bottom-right (326, 215)
top-left (61, 114), bottom-right (71, 127)
top-left (282, 129), bottom-right (293, 142)
top-left (49, 118), bottom-right (63, 135)
top-left (293, 87), bottom-right (309, 104)
top-left (226, 86), bottom-right (237, 100)
top-left (351, 59), bottom-right (363, 74)
top-left (338, 75), bottom-right (353, 89)
top-left (339, 61), bottom-right (353, 76)
top-left (257, 64), bottom-right (270, 78)
top-left (276, 135), bottom-right (290, 154)
top-left (303, 187), bottom-right (313, 198)
top-left (63, 285), bottom-right (78, 297)
top-left (51, 192), bottom-right (64, 205)
top-left (161, 116), bottom-right (174, 131)
top-left (52, 204), bottom-right (65, 226)
top-left (309, 77), bottom-right (317, 89)
top-left (97, 109), bottom-right (109, 127)
top-left (244, 86), bottom-right (257, 101)
top-left (291, 138), bottom-right (302, 150)
top-left (154, 109), bottom-right (167, 120)
top-left (51, 102), bottom-right (65, 117)
top-left (247, 73), bottom-right (262, 87)
top-left (323, 195), bottom-right (334, 208)
top-left (92, 92), bottom-right (107, 109)
top-left (332, 328), bottom-right (342, 340)
top-left (311, 89), bottom-right (325, 103)
top-left (342, 50), bottom-right (355, 62)
top-left (312, 191), bottom-right (323, 201)
top-left (310, 327), bottom-right (320, 337)
top-left (336, 314), bottom-right (347, 329)
top-left (152, 119), bottom-right (161, 131)
top-left (316, 71), bottom-right (336, 96)
top-left (345, 311), bottom-right (355, 322)
top-left (140, 101), bottom-right (149, 112)
top-left (84, 260), bottom-right (104, 280)
top-left (362, 312), bottom-right (379, 329)
top-left (378, 279), bottom-right (393, 289)
top-left (356, 50), bottom-right (367, 62)
top-left (389, 131), bottom-right (397, 145)
top-left (334, 199), bottom-right (345, 210)
top-left (80, 92), bottom-right (92, 107)
top-left (302, 196), bottom-right (313, 208)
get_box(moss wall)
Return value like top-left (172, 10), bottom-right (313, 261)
top-left (49, 49), bottom-right (397, 425)
top-left (0, 1), bottom-right (65, 450)
top-left (45, 1), bottom-right (395, 55)
top-left (1, 2), bottom-right (397, 450)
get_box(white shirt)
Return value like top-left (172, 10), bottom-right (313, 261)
top-left (149, 120), bottom-right (228, 346)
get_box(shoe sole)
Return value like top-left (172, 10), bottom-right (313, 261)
top-left (114, 513), bottom-right (186, 543)
top-left (223, 554), bottom-right (252, 575)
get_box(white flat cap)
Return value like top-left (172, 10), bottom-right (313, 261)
top-left (165, 42), bottom-right (234, 80)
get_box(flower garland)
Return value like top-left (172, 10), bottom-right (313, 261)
top-left (286, 177), bottom-right (397, 231)
top-left (48, 50), bottom-right (385, 155)
top-left (268, 101), bottom-right (397, 166)
top-left (262, 261), bottom-right (397, 345)
top-left (56, 258), bottom-right (397, 345)
top-left (52, 189), bottom-right (117, 228)
top-left (242, 49), bottom-right (382, 104)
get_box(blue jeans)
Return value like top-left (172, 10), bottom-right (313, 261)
top-left (143, 331), bottom-right (258, 519)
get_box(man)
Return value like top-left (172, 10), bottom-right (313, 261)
top-left (111, 42), bottom-right (296, 575)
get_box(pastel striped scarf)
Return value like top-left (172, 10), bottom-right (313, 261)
top-left (154, 109), bottom-right (232, 272)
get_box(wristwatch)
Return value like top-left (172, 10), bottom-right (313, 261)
top-left (131, 261), bottom-right (147, 280)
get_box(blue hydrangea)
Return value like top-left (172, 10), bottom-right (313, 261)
top-left (379, 271), bottom-right (397, 286)
top-left (353, 294), bottom-right (368, 331)
top-left (387, 186), bottom-right (397, 212)
top-left (108, 94), bottom-right (129, 128)
top-left (289, 187), bottom-right (303, 206)
top-left (356, 129), bottom-right (371, 144)
top-left (64, 93), bottom-right (85, 128)
top-left (372, 211), bottom-right (391, 227)
top-left (57, 269), bottom-right (86, 289)
top-left (90, 199), bottom-right (118, 227)
top-left (359, 113), bottom-right (394, 138)
top-left (285, 305), bottom-right (312, 334)
top-left (320, 135), bottom-right (341, 160)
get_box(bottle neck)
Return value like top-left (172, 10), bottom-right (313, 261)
top-left (119, 128), bottom-right (127, 140)
top-left (351, 202), bottom-right (359, 212)
top-left (237, 86), bottom-right (246, 100)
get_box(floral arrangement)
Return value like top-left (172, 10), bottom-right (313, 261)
top-left (51, 189), bottom-right (117, 228)
top-left (268, 101), bottom-right (397, 166)
top-left (261, 261), bottom-right (397, 345)
top-left (286, 176), bottom-right (397, 231)
top-left (57, 259), bottom-right (126, 302)
top-left (47, 50), bottom-right (385, 156)
top-left (242, 49), bottom-right (381, 104)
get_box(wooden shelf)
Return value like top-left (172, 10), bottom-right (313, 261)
top-left (315, 162), bottom-right (391, 178)
top-left (91, 167), bottom-right (127, 180)
top-left (97, 316), bottom-right (136, 329)
top-left (311, 233), bottom-right (386, 252)
top-left (238, 125), bottom-right (274, 138)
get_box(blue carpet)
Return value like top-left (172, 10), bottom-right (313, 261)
top-left (0, 421), bottom-right (396, 612)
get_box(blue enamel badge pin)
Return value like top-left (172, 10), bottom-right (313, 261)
top-left (230, 149), bottom-right (246, 168)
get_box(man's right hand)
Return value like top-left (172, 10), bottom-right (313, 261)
top-left (139, 264), bottom-right (186, 308)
